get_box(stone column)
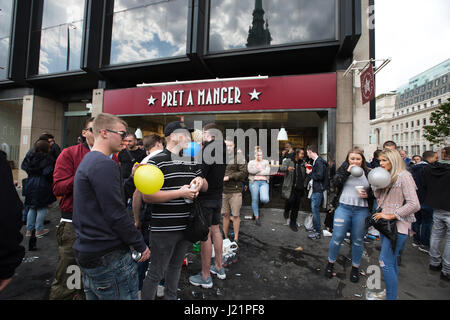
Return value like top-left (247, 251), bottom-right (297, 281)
top-left (336, 70), bottom-right (354, 165)
top-left (92, 89), bottom-right (104, 117)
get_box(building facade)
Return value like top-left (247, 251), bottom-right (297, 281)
top-left (0, 0), bottom-right (371, 185)
top-left (370, 58), bottom-right (450, 156)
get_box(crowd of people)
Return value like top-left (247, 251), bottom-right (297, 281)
top-left (1, 113), bottom-right (449, 301)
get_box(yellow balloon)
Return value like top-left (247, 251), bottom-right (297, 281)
top-left (133, 165), bottom-right (164, 195)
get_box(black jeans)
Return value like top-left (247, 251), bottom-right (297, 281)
top-left (284, 189), bottom-right (303, 223)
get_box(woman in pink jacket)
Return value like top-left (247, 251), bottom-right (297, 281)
top-left (372, 148), bottom-right (420, 300)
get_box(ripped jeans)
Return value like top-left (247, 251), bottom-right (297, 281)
top-left (328, 203), bottom-right (369, 267)
top-left (379, 232), bottom-right (408, 300)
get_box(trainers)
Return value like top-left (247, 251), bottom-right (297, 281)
top-left (210, 265), bottom-right (226, 280)
top-left (411, 240), bottom-right (420, 247)
top-left (189, 273), bottom-right (213, 289)
top-left (255, 219), bottom-right (261, 226)
top-left (325, 262), bottom-right (334, 279)
top-left (366, 289), bottom-right (386, 300)
top-left (35, 228), bottom-right (49, 238)
top-left (284, 219), bottom-right (290, 226)
top-left (350, 266), bottom-right (360, 283)
top-left (25, 230), bottom-right (32, 237)
top-left (156, 285), bottom-right (165, 298)
top-left (308, 232), bottom-right (321, 240)
top-left (418, 245), bottom-right (430, 254)
top-left (441, 272), bottom-right (450, 282)
top-left (429, 263), bottom-right (442, 272)
top-left (322, 230), bottom-right (333, 237)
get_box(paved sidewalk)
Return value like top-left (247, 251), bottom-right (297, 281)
top-left (1, 201), bottom-right (449, 300)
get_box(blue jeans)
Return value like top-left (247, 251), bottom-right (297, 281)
top-left (249, 181), bottom-right (270, 218)
top-left (412, 204), bottom-right (433, 246)
top-left (379, 232), bottom-right (408, 300)
top-left (328, 204), bottom-right (369, 267)
top-left (26, 207), bottom-right (48, 231)
top-left (81, 251), bottom-right (139, 300)
top-left (311, 192), bottom-right (323, 232)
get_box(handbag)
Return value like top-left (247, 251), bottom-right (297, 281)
top-left (184, 198), bottom-right (209, 243)
top-left (366, 186), bottom-right (398, 252)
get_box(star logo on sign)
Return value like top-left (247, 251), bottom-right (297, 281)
top-left (147, 95), bottom-right (157, 106)
top-left (364, 79), bottom-right (372, 95)
top-left (249, 89), bottom-right (262, 101)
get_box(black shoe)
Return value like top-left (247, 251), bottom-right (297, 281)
top-left (255, 219), bottom-right (261, 226)
top-left (325, 262), bottom-right (334, 279)
top-left (289, 222), bottom-right (298, 232)
top-left (430, 264), bottom-right (442, 272)
top-left (350, 266), bottom-right (360, 283)
top-left (28, 230), bottom-right (37, 251)
top-left (441, 272), bottom-right (450, 282)
top-left (44, 219), bottom-right (51, 225)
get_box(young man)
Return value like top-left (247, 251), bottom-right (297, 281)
top-left (189, 123), bottom-right (227, 289)
top-left (410, 151), bottom-right (438, 253)
top-left (49, 117), bottom-right (95, 300)
top-left (423, 149), bottom-right (450, 282)
top-left (118, 133), bottom-right (147, 179)
top-left (72, 113), bottom-right (150, 300)
top-left (221, 140), bottom-right (247, 243)
top-left (306, 145), bottom-right (328, 240)
top-left (142, 121), bottom-right (207, 300)
top-left (382, 140), bottom-right (397, 150)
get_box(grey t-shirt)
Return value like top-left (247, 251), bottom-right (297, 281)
top-left (339, 174), bottom-right (370, 207)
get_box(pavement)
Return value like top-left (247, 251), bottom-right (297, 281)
top-left (1, 198), bottom-right (449, 300)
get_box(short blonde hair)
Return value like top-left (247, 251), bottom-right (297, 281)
top-left (379, 148), bottom-right (406, 188)
top-left (93, 113), bottom-right (127, 138)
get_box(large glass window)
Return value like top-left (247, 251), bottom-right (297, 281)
top-left (0, 100), bottom-right (22, 173)
top-left (208, 0), bottom-right (337, 52)
top-left (37, 0), bottom-right (85, 74)
top-left (108, 0), bottom-right (188, 65)
top-left (0, 0), bottom-right (13, 79)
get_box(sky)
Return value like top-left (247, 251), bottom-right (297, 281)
top-left (375, 0), bottom-right (450, 95)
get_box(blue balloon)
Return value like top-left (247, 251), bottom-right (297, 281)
top-left (184, 142), bottom-right (201, 157)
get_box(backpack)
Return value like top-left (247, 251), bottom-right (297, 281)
top-left (184, 198), bottom-right (209, 243)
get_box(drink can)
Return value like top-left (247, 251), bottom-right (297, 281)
top-left (132, 251), bottom-right (142, 262)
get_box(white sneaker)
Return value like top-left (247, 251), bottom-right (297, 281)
top-left (323, 230), bottom-right (333, 237)
top-left (157, 285), bottom-right (165, 298)
top-left (366, 289), bottom-right (386, 300)
top-left (284, 219), bottom-right (290, 226)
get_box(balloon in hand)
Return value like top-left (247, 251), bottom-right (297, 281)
top-left (350, 165), bottom-right (364, 177)
top-left (368, 167), bottom-right (391, 188)
top-left (134, 165), bottom-right (164, 194)
top-left (183, 142), bottom-right (201, 157)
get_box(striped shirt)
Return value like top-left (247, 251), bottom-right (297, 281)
top-left (146, 149), bottom-right (203, 232)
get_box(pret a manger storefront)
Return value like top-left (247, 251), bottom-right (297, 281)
top-left (103, 73), bottom-right (336, 163)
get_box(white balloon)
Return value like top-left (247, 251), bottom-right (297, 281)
top-left (368, 167), bottom-right (391, 188)
top-left (350, 166), bottom-right (364, 177)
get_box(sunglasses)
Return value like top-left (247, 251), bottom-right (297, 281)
top-left (83, 127), bottom-right (93, 132)
top-left (105, 129), bottom-right (127, 140)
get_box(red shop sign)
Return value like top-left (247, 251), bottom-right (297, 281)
top-left (103, 73), bottom-right (336, 115)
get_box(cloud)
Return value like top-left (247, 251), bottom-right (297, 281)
top-left (375, 0), bottom-right (450, 94)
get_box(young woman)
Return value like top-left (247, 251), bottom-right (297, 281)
top-left (372, 148), bottom-right (420, 300)
top-left (325, 148), bottom-right (374, 282)
top-left (247, 147), bottom-right (270, 226)
top-left (23, 140), bottom-right (56, 238)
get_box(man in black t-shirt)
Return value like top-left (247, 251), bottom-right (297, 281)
top-left (118, 133), bottom-right (147, 179)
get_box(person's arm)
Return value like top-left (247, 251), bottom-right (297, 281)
top-left (91, 160), bottom-right (146, 253)
top-left (393, 173), bottom-right (421, 219)
top-left (332, 162), bottom-right (350, 190)
top-left (230, 161), bottom-right (248, 181)
top-left (259, 160), bottom-right (271, 176)
top-left (52, 149), bottom-right (75, 196)
top-left (247, 160), bottom-right (259, 175)
top-left (143, 185), bottom-right (195, 203)
top-left (132, 189), bottom-right (143, 229)
top-left (310, 158), bottom-right (325, 181)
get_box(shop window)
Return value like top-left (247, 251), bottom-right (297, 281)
top-left (0, 0), bottom-right (13, 79)
top-left (208, 0), bottom-right (337, 52)
top-left (108, 0), bottom-right (188, 65)
top-left (34, 0), bottom-right (85, 74)
top-left (0, 100), bottom-right (22, 170)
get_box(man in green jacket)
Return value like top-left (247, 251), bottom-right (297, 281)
top-left (221, 140), bottom-right (248, 243)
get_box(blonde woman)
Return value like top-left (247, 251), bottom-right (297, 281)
top-left (247, 147), bottom-right (271, 226)
top-left (371, 148), bottom-right (420, 300)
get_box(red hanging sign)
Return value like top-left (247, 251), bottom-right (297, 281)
top-left (360, 64), bottom-right (375, 105)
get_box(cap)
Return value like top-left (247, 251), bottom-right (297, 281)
top-left (164, 121), bottom-right (192, 137)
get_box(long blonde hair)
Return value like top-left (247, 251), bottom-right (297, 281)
top-left (379, 148), bottom-right (406, 188)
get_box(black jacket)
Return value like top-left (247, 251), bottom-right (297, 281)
top-left (309, 157), bottom-right (328, 193)
top-left (198, 139), bottom-right (227, 201)
top-left (22, 152), bottom-right (56, 208)
top-left (423, 162), bottom-right (450, 211)
top-left (0, 151), bottom-right (25, 280)
top-left (331, 162), bottom-right (374, 212)
top-left (410, 161), bottom-right (430, 204)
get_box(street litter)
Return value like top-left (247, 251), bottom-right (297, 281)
top-left (295, 246), bottom-right (303, 252)
top-left (22, 256), bottom-right (39, 263)
top-left (354, 294), bottom-right (362, 298)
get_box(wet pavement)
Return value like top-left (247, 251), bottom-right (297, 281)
top-left (1, 198), bottom-right (449, 300)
